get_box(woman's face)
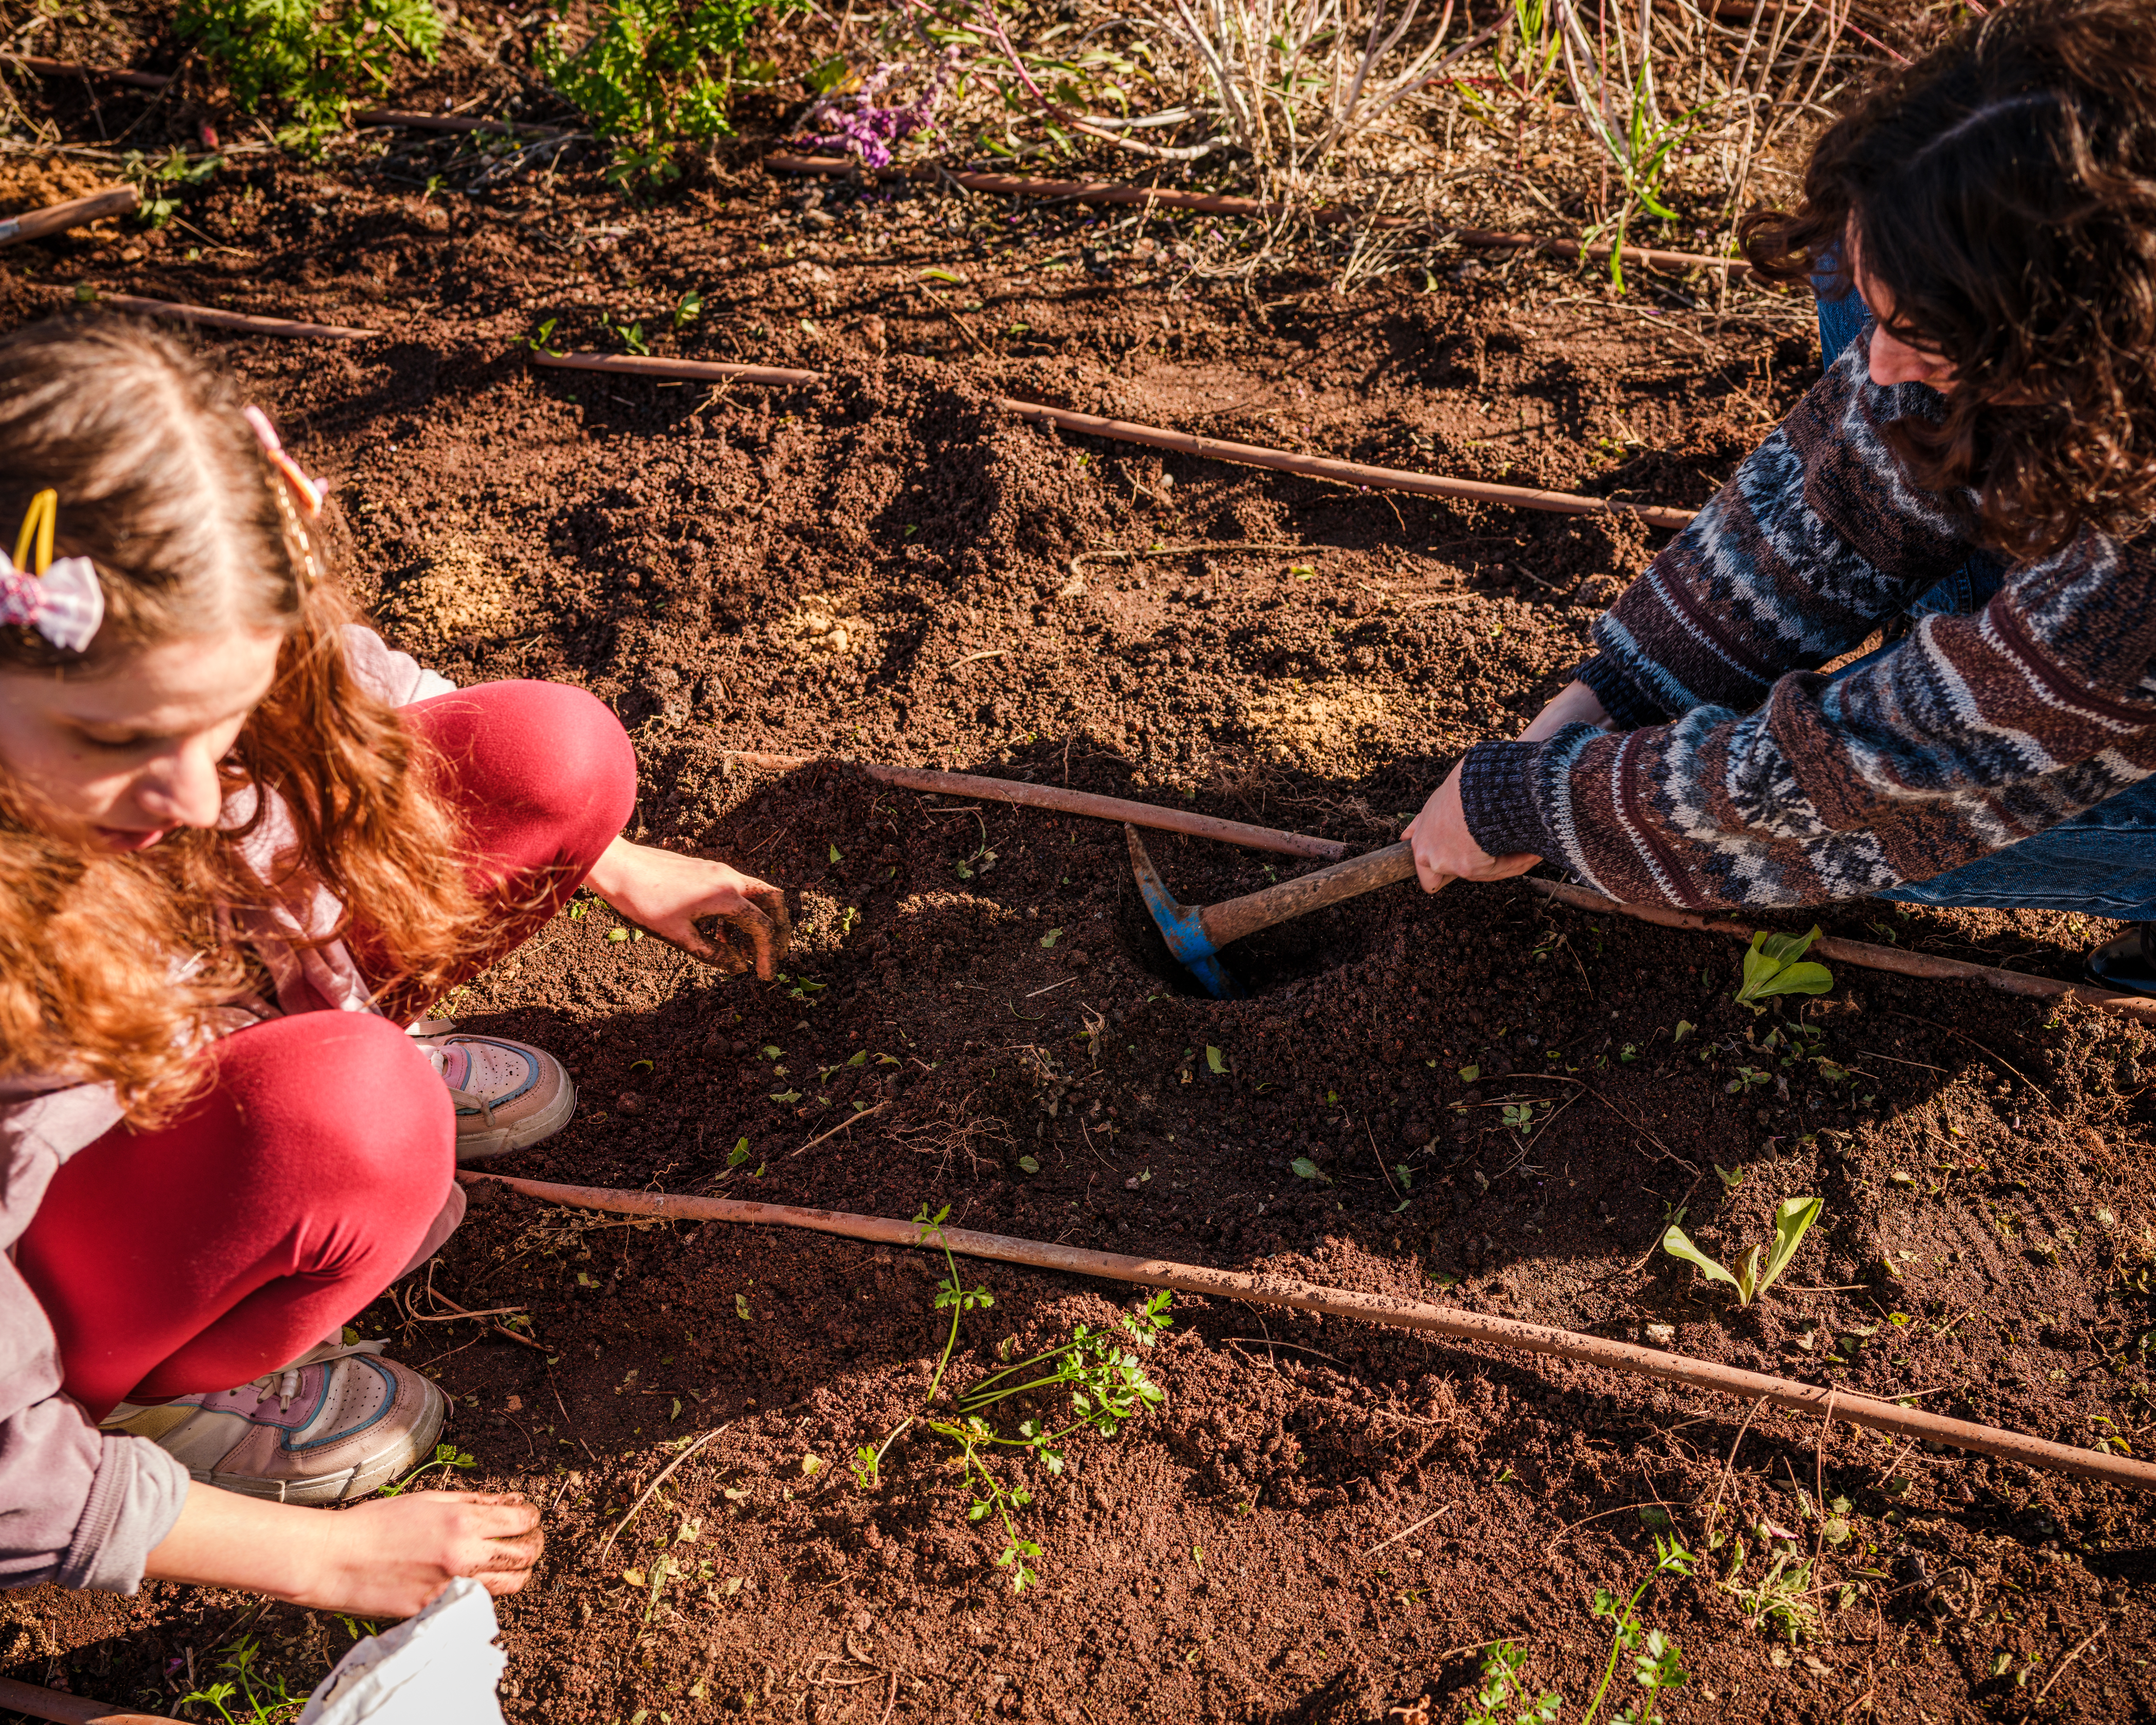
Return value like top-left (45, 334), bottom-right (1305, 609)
top-left (0, 627), bottom-right (284, 850)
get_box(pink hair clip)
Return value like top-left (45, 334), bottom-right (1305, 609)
top-left (243, 406), bottom-right (327, 518)
top-left (0, 488), bottom-right (102, 653)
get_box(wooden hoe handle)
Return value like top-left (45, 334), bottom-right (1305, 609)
top-left (1202, 840), bottom-right (1423, 949)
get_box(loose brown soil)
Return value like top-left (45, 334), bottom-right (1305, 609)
top-left (3, 26), bottom-right (2154, 1725)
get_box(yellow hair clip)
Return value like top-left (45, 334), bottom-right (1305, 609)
top-left (13, 488), bottom-right (56, 575)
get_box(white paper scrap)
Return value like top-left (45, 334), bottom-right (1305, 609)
top-left (298, 1577), bottom-right (508, 1724)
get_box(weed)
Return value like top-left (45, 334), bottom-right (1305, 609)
top-left (602, 312), bottom-right (651, 356)
top-left (1735, 926), bottom-right (1833, 1011)
top-left (1662, 1195), bottom-right (1823, 1307)
top-left (1460, 1640), bottom-right (1563, 1724)
top-left (854, 1209), bottom-right (1169, 1592)
top-left (122, 147), bottom-right (222, 227)
top-left (178, 0), bottom-right (444, 142)
top-left (850, 1205), bottom-right (992, 1489)
top-left (538, 0), bottom-right (806, 185)
top-left (1724, 1546), bottom-right (1821, 1643)
top-left (1502, 1100), bottom-right (1539, 1134)
top-left (1582, 1536), bottom-right (1695, 1724)
top-left (672, 289), bottom-right (704, 329)
top-left (176, 1634), bottom-right (310, 1723)
top-left (379, 1441), bottom-right (477, 1496)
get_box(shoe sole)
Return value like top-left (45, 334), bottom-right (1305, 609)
top-left (188, 1375), bottom-right (448, 1506)
top-left (455, 1072), bottom-right (578, 1164)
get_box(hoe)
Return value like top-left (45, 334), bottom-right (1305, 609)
top-left (1126, 825), bottom-right (1426, 998)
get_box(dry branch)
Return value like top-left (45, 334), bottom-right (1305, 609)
top-left (529, 350), bottom-right (1700, 531)
top-left (457, 1171), bottom-right (2156, 1494)
top-left (764, 154), bottom-right (1756, 280)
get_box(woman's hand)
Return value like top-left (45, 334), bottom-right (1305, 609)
top-left (1401, 763), bottom-right (1543, 891)
top-left (145, 1484), bottom-right (542, 1619)
top-left (583, 837), bottom-right (792, 978)
top-left (1518, 678), bottom-right (1609, 741)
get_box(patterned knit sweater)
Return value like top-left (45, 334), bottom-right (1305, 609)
top-left (1457, 338), bottom-right (2156, 910)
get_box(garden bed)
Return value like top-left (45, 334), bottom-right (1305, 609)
top-left (1, 32), bottom-right (2153, 1725)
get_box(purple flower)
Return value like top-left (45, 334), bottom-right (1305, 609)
top-left (795, 49), bottom-right (962, 169)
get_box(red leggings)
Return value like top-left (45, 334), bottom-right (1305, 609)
top-left (14, 681), bottom-right (637, 1417)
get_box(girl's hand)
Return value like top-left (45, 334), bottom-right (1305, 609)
top-left (583, 837), bottom-right (791, 978)
top-left (1517, 678), bottom-right (1609, 741)
top-left (1401, 763), bottom-right (1542, 891)
top-left (145, 1484), bottom-right (542, 1619)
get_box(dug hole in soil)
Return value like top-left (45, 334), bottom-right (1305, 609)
top-left (3, 70), bottom-right (2156, 1725)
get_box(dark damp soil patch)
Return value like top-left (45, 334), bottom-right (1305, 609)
top-left (3, 46), bottom-right (2156, 1725)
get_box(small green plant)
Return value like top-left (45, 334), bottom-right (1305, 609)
top-left (1460, 1640), bottom-right (1563, 1725)
top-left (379, 1441), bottom-right (477, 1496)
top-left (1503, 1100), bottom-right (1539, 1134)
top-left (1724, 1546), bottom-right (1821, 1643)
top-left (853, 1207), bottom-right (1169, 1593)
top-left (1582, 1536), bottom-right (1695, 1724)
top-left (1661, 1195), bottom-right (1824, 1307)
top-left (603, 312), bottom-right (651, 356)
top-left (177, 0), bottom-right (445, 142)
top-left (1734, 926), bottom-right (1834, 1011)
top-left (672, 288), bottom-right (704, 329)
top-left (538, 0), bottom-right (804, 186)
top-left (850, 1205), bottom-right (992, 1490)
top-left (176, 1633), bottom-right (310, 1723)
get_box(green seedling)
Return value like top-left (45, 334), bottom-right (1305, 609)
top-left (1461, 1640), bottom-right (1563, 1725)
top-left (1582, 1536), bottom-right (1695, 1724)
top-left (851, 1205), bottom-right (991, 1489)
top-left (1723, 1547), bottom-right (1820, 1643)
top-left (1503, 1101), bottom-right (1538, 1134)
top-left (1714, 1162), bottom-right (1744, 1190)
top-left (672, 288), bottom-right (704, 329)
top-left (1290, 1157), bottom-right (1330, 1183)
top-left (379, 1441), bottom-right (476, 1497)
top-left (176, 1632), bottom-right (311, 1723)
top-left (603, 313), bottom-right (651, 356)
top-left (1735, 926), bottom-right (1833, 1011)
top-left (854, 1205), bottom-right (1168, 1593)
top-left (1661, 1195), bottom-right (1823, 1307)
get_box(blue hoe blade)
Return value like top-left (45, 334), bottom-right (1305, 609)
top-left (1124, 825), bottom-right (1244, 999)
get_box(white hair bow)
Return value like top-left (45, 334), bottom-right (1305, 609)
top-left (0, 489), bottom-right (102, 653)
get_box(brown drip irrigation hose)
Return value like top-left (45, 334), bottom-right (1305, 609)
top-left (458, 1170), bottom-right (2156, 1493)
top-left (1521, 877), bottom-right (2156, 1024)
top-left (72, 289), bottom-right (379, 341)
top-left (529, 351), bottom-right (1699, 531)
top-left (0, 186), bottom-right (137, 247)
top-left (765, 153), bottom-right (1755, 281)
top-left (0, 1675), bottom-right (179, 1724)
top-left (727, 751), bottom-right (1348, 860)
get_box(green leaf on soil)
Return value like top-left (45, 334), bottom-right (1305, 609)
top-left (1290, 1157), bottom-right (1328, 1182)
top-left (1661, 1224), bottom-right (1743, 1296)
top-left (771, 1089), bottom-right (802, 1103)
top-left (1457, 1063), bottom-right (1480, 1082)
top-left (1756, 1195), bottom-right (1824, 1300)
top-left (1673, 1021), bottom-right (1695, 1043)
top-left (1017, 1155), bottom-right (1041, 1174)
top-left (607, 926), bottom-right (630, 943)
top-left (735, 1294), bottom-right (753, 1321)
top-left (1040, 928), bottom-right (1063, 947)
top-left (829, 842), bottom-right (842, 862)
top-left (1205, 1045), bottom-right (1226, 1075)
top-left (1736, 925), bottom-right (1834, 1010)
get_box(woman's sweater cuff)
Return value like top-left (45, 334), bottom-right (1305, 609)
top-left (1575, 653), bottom-right (1667, 731)
top-left (1458, 741), bottom-right (1558, 859)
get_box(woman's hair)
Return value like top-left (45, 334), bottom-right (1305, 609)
top-left (1740, 0), bottom-right (2156, 558)
top-left (0, 318), bottom-right (486, 1122)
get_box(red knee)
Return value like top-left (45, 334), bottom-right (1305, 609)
top-left (405, 681), bottom-right (639, 874)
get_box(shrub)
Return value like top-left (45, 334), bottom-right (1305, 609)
top-left (176, 0), bottom-right (445, 140)
top-left (538, 0), bottom-right (806, 185)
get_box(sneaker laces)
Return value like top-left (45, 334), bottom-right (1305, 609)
top-left (250, 1367), bottom-right (306, 1413)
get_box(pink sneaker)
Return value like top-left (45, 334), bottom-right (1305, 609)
top-left (102, 1343), bottom-right (446, 1505)
top-left (416, 1029), bottom-right (576, 1163)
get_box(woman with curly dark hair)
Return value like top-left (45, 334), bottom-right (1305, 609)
top-left (1402, 0), bottom-right (2156, 990)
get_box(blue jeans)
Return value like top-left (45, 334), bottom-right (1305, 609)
top-left (1808, 269), bottom-right (2156, 920)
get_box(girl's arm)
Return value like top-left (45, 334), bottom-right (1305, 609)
top-left (144, 1483), bottom-right (541, 1618)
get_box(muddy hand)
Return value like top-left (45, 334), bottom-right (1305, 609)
top-left (584, 838), bottom-right (793, 981)
top-left (694, 883), bottom-right (793, 979)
